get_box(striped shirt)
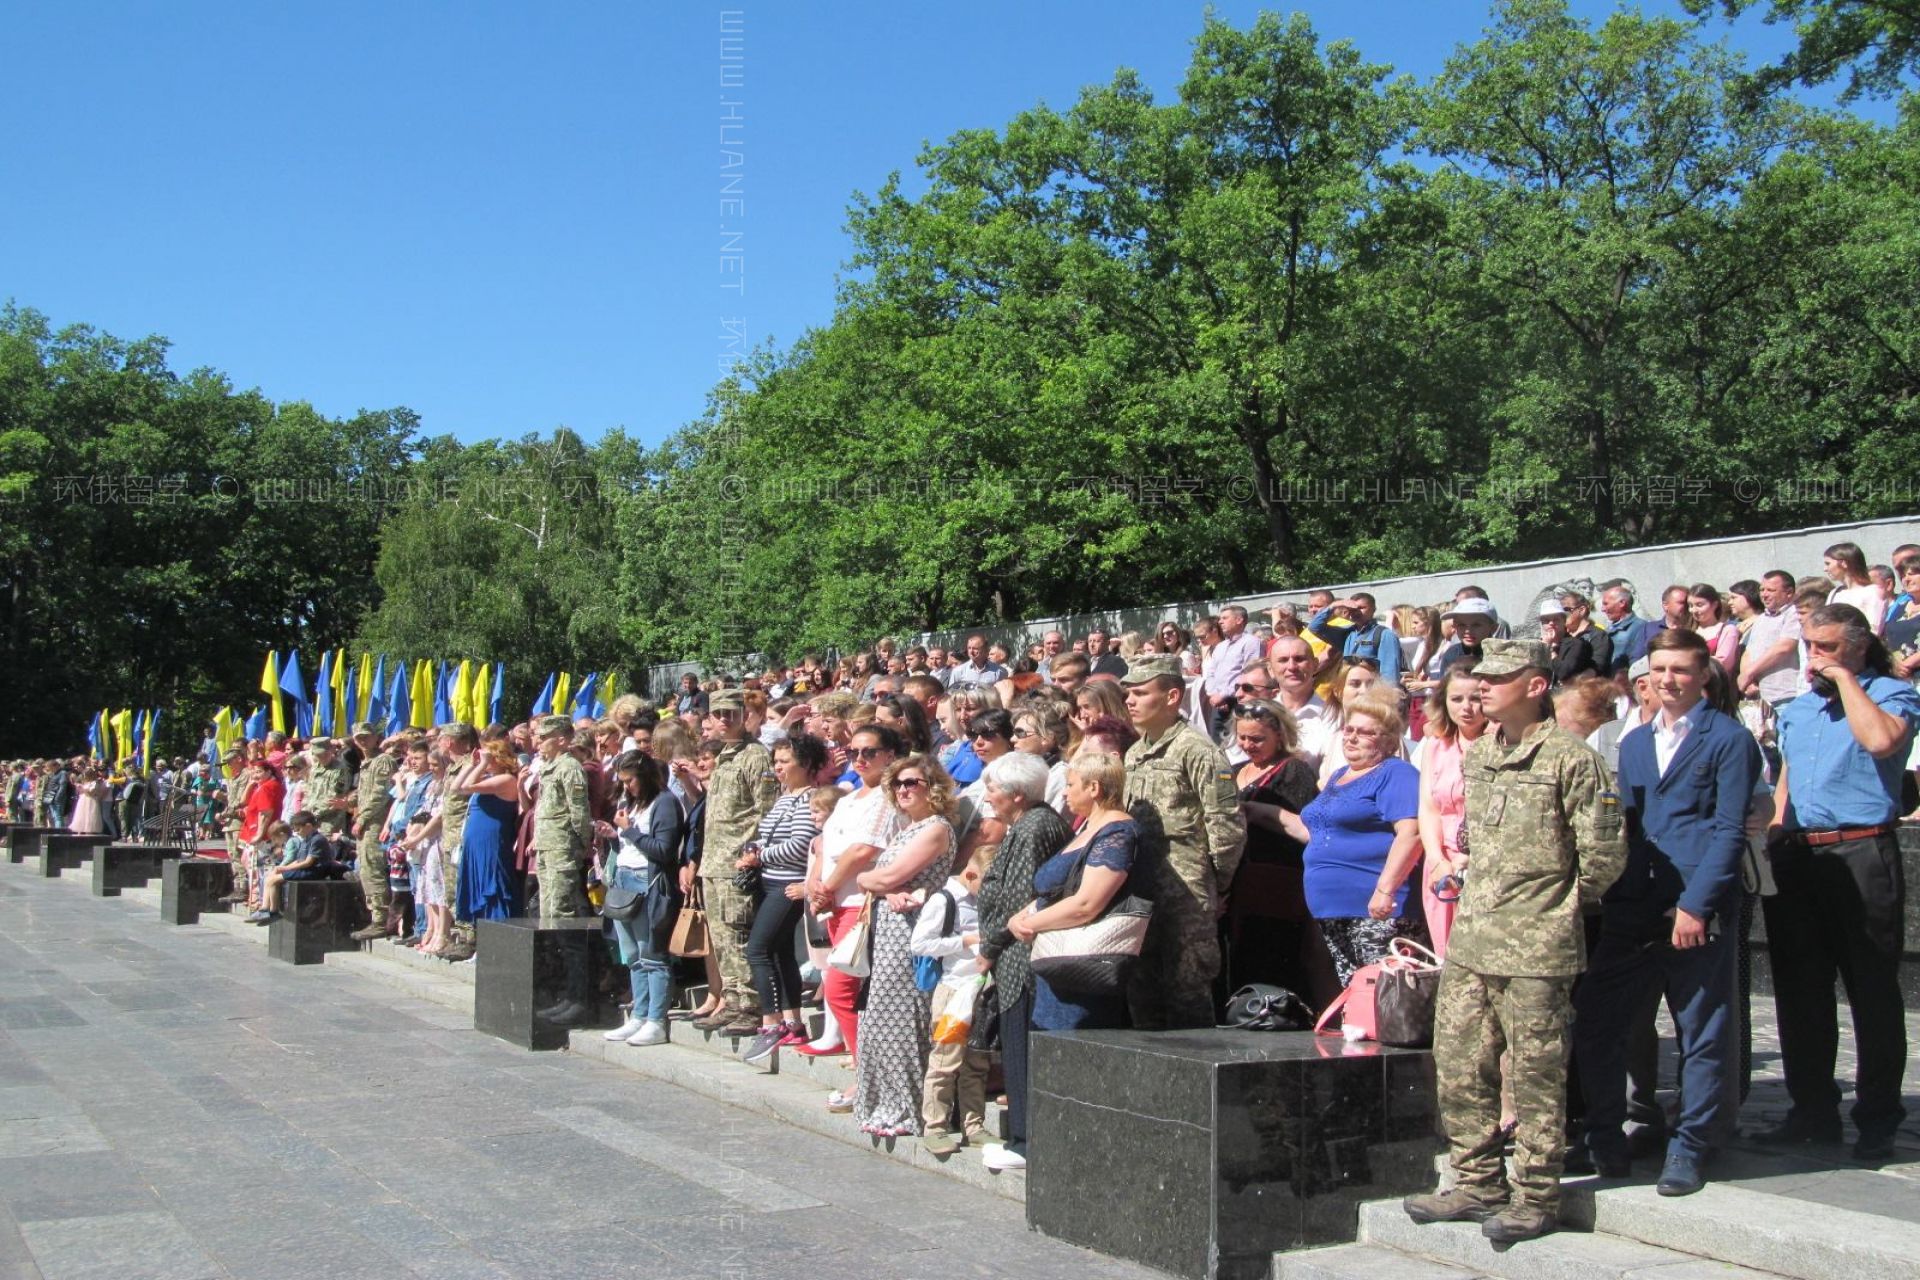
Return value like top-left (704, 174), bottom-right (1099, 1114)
top-left (753, 790), bottom-right (818, 882)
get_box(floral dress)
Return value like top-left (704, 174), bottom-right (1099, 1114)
top-left (853, 815), bottom-right (956, 1136)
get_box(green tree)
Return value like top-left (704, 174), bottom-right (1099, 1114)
top-left (1688, 0), bottom-right (1920, 100)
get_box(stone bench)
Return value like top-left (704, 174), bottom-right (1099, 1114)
top-left (91, 843), bottom-right (185, 897)
top-left (161, 858), bottom-right (235, 925)
top-left (266, 879), bottom-right (367, 965)
top-left (6, 825), bottom-right (60, 864)
top-left (1028, 1028), bottom-right (1440, 1280)
top-left (474, 917), bottom-right (622, 1050)
top-left (38, 833), bottom-right (112, 878)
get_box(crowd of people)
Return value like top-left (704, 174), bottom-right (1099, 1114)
top-left (4, 538), bottom-right (1915, 1212)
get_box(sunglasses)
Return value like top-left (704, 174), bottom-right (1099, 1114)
top-left (849, 746), bottom-right (889, 760)
top-left (971, 730), bottom-right (1010, 742)
top-left (1434, 873), bottom-right (1464, 903)
top-left (1236, 682), bottom-right (1275, 694)
top-left (890, 776), bottom-right (926, 792)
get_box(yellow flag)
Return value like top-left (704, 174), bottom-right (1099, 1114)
top-left (449, 659), bottom-right (472, 726)
top-left (331, 648), bottom-right (348, 732)
top-left (471, 663), bottom-right (493, 729)
top-left (259, 652), bottom-right (285, 734)
top-left (603, 670), bottom-right (618, 708)
top-left (111, 708), bottom-right (134, 763)
top-left (410, 660), bottom-right (434, 729)
top-left (356, 653), bottom-right (374, 727)
top-left (553, 671), bottom-right (572, 718)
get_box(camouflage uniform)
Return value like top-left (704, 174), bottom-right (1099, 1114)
top-left (1121, 657), bottom-right (1248, 1030)
top-left (531, 748), bottom-right (592, 922)
top-left (354, 748), bottom-right (398, 927)
top-left (308, 755), bottom-right (353, 841)
top-left (1436, 710), bottom-right (1624, 1218)
top-left (700, 736), bottom-right (778, 1014)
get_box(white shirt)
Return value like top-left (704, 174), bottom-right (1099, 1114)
top-left (1652, 707), bottom-right (1696, 777)
top-left (1283, 694), bottom-right (1333, 771)
top-left (820, 785), bottom-right (902, 910)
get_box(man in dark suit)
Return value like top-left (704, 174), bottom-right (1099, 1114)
top-left (1574, 627), bottom-right (1760, 1195)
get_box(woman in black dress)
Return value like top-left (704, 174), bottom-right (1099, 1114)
top-left (1222, 699), bottom-right (1321, 1003)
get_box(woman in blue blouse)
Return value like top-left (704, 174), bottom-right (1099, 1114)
top-left (1278, 692), bottom-right (1425, 985)
top-left (1008, 752), bottom-right (1137, 1030)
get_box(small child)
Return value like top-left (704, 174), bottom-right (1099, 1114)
top-left (909, 855), bottom-right (990, 1155)
top-left (244, 822), bottom-right (289, 913)
top-left (248, 813), bottom-right (334, 923)
top-left (407, 810), bottom-right (449, 953)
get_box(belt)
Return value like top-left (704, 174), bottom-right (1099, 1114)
top-left (1792, 824), bottom-right (1896, 847)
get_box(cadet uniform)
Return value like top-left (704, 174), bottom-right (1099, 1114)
top-left (531, 718), bottom-right (593, 921)
top-left (1409, 640), bottom-right (1625, 1239)
top-left (351, 731), bottom-right (399, 932)
top-left (701, 689), bottom-right (779, 1020)
top-left (1120, 655), bottom-right (1248, 1030)
top-left (307, 750), bottom-right (353, 846)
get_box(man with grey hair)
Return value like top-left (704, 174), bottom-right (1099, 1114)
top-left (1037, 630), bottom-right (1067, 682)
top-left (1598, 582), bottom-right (1650, 677)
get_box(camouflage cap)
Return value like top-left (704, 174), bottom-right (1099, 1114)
top-left (535, 714), bottom-right (574, 739)
top-left (1118, 654), bottom-right (1177, 685)
top-left (1473, 638), bottom-right (1551, 678)
top-left (350, 721), bottom-right (381, 738)
top-left (709, 688), bottom-right (745, 712)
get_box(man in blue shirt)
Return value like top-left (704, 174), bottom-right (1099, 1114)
top-left (1574, 628), bottom-right (1760, 1195)
top-left (1598, 584), bottom-right (1650, 677)
top-left (1759, 603), bottom-right (1920, 1164)
top-left (1308, 592), bottom-right (1402, 682)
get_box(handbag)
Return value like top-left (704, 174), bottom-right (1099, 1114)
top-left (1220, 983), bottom-right (1312, 1032)
top-left (668, 882), bottom-right (710, 958)
top-left (1372, 938), bottom-right (1442, 1048)
top-left (601, 878), bottom-right (645, 922)
top-left (1025, 832), bottom-right (1153, 998)
top-left (826, 896), bottom-right (874, 978)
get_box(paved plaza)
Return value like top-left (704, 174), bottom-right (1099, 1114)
top-left (0, 870), bottom-right (1162, 1280)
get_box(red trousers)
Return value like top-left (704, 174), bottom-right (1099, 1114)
top-left (822, 903), bottom-right (865, 1061)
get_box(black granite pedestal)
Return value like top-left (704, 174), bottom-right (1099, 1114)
top-left (266, 880), bottom-right (368, 965)
top-left (91, 843), bottom-right (184, 896)
top-left (38, 833), bottom-right (112, 878)
top-left (161, 858), bottom-right (234, 925)
top-left (473, 918), bottom-right (621, 1050)
top-left (7, 826), bottom-right (59, 865)
top-left (1028, 1029), bottom-right (1440, 1280)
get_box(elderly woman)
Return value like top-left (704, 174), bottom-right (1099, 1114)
top-left (974, 752), bottom-right (1072, 1173)
top-left (1278, 692), bottom-right (1424, 987)
top-left (851, 755), bottom-right (957, 1137)
top-left (1225, 699), bottom-right (1320, 995)
top-left (1008, 751), bottom-right (1138, 1030)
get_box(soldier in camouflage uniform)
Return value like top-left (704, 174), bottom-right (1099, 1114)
top-left (694, 687), bottom-right (779, 1035)
top-left (531, 715), bottom-right (592, 921)
top-left (1404, 640), bottom-right (1625, 1245)
top-left (348, 725), bottom-right (401, 941)
top-left (306, 738), bottom-right (354, 856)
top-left (1120, 654), bottom-right (1248, 1030)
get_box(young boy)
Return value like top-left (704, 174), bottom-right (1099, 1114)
top-left (248, 812), bottom-right (336, 923)
top-left (910, 854), bottom-right (991, 1156)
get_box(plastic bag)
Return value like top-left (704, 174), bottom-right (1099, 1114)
top-left (932, 974), bottom-right (984, 1044)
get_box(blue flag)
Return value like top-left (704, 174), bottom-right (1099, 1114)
top-left (386, 661), bottom-right (410, 733)
top-left (145, 709), bottom-right (160, 769)
top-left (314, 650), bottom-right (335, 736)
top-left (368, 656), bottom-right (389, 731)
top-left (530, 671), bottom-right (556, 717)
top-left (279, 650), bottom-right (307, 705)
top-left (434, 661), bottom-right (454, 724)
top-left (490, 662), bottom-right (506, 725)
top-left (569, 673), bottom-right (599, 719)
top-left (86, 714), bottom-right (102, 760)
top-left (245, 704), bottom-right (268, 741)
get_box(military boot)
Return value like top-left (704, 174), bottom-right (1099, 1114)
top-left (1402, 1187), bottom-right (1506, 1224)
top-left (1481, 1201), bottom-right (1557, 1245)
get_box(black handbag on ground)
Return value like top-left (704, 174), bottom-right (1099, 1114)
top-left (1219, 983), bottom-right (1312, 1032)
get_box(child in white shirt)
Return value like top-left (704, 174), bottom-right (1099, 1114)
top-left (909, 860), bottom-right (990, 1154)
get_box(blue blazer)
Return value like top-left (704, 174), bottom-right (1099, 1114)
top-left (1611, 702), bottom-right (1761, 921)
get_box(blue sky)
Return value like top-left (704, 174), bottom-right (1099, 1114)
top-left (0, 1), bottom-right (1881, 449)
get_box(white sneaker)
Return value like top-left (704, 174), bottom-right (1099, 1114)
top-left (604, 1016), bottom-right (646, 1042)
top-left (627, 1021), bottom-right (667, 1046)
top-left (981, 1144), bottom-right (1027, 1172)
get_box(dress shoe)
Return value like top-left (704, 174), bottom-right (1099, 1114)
top-left (1853, 1131), bottom-right (1898, 1164)
top-left (1403, 1188), bottom-right (1506, 1224)
top-left (1751, 1115), bottom-right (1842, 1146)
top-left (1481, 1203), bottom-right (1556, 1245)
top-left (1656, 1148), bottom-right (1705, 1197)
top-left (1572, 1133), bottom-right (1632, 1178)
top-left (540, 1000), bottom-right (589, 1026)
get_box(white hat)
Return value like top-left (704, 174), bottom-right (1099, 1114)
top-left (1442, 598), bottom-right (1499, 622)
top-left (1537, 601), bottom-right (1567, 618)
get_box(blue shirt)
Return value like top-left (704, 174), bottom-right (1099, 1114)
top-left (1604, 614), bottom-right (1649, 674)
top-left (942, 739), bottom-right (984, 785)
top-left (1300, 757), bottom-right (1420, 918)
top-left (1777, 674), bottom-right (1920, 828)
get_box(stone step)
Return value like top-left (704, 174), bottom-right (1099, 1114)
top-left (565, 1028), bottom-right (1025, 1204)
top-left (362, 937), bottom-right (477, 986)
top-left (1276, 1243), bottom-right (1488, 1280)
top-left (1356, 1200), bottom-right (1790, 1280)
top-left (324, 948), bottom-right (475, 1014)
top-left (1558, 1181), bottom-right (1920, 1280)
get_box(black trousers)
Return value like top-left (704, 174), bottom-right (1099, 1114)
top-left (1002, 986), bottom-right (1035, 1156)
top-left (746, 887), bottom-right (805, 1015)
top-left (1763, 830), bottom-right (1909, 1136)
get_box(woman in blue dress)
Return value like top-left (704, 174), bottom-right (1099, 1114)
top-left (1010, 751), bottom-right (1138, 1030)
top-left (454, 740), bottom-right (522, 923)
